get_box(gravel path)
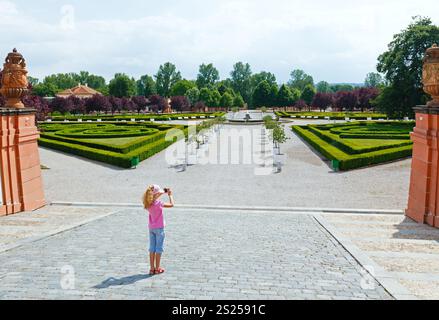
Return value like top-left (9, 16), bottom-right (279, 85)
top-left (39, 122), bottom-right (411, 210)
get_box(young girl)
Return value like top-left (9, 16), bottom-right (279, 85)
top-left (143, 185), bottom-right (174, 275)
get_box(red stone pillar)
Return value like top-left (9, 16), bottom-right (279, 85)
top-left (0, 108), bottom-right (45, 216)
top-left (406, 107), bottom-right (439, 228)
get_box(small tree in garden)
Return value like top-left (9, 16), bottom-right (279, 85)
top-left (357, 87), bottom-right (379, 111)
top-left (294, 99), bottom-right (307, 111)
top-left (171, 96), bottom-right (190, 112)
top-left (68, 96), bottom-right (86, 115)
top-left (273, 124), bottom-right (287, 154)
top-left (85, 94), bottom-right (111, 114)
top-left (335, 91), bottom-right (358, 111)
top-left (311, 92), bottom-right (334, 111)
top-left (131, 96), bottom-right (149, 113)
top-left (50, 97), bottom-right (74, 115)
top-left (149, 95), bottom-right (168, 113)
top-left (194, 101), bottom-right (206, 112)
top-left (261, 106), bottom-right (267, 113)
top-left (109, 96), bottom-right (122, 114)
top-left (23, 96), bottom-right (51, 121)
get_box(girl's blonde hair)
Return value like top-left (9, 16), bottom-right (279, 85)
top-left (142, 185), bottom-right (155, 209)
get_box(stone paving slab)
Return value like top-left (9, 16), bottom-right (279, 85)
top-left (0, 206), bottom-right (116, 253)
top-left (321, 213), bottom-right (439, 300)
top-left (0, 207), bottom-right (391, 300)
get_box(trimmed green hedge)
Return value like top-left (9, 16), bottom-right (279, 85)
top-left (306, 125), bottom-right (412, 155)
top-left (292, 122), bottom-right (414, 171)
top-left (38, 122), bottom-right (189, 168)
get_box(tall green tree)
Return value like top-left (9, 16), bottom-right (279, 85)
top-left (288, 69), bottom-right (314, 91)
top-left (136, 75), bottom-right (157, 97)
top-left (251, 72), bottom-right (277, 88)
top-left (155, 62), bottom-right (182, 97)
top-left (108, 73), bottom-right (137, 98)
top-left (230, 62), bottom-right (253, 104)
top-left (376, 16), bottom-right (439, 118)
top-left (196, 63), bottom-right (220, 89)
top-left (277, 84), bottom-right (297, 107)
top-left (301, 84), bottom-right (317, 106)
top-left (364, 72), bottom-right (385, 88)
top-left (210, 89), bottom-right (222, 108)
top-left (233, 94), bottom-right (245, 108)
top-left (252, 80), bottom-right (273, 108)
top-left (170, 79), bottom-right (196, 97)
top-left (185, 87), bottom-right (200, 106)
top-left (220, 92), bottom-right (234, 109)
top-left (316, 81), bottom-right (331, 93)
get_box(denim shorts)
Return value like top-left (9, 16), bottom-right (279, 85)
top-left (149, 228), bottom-right (165, 254)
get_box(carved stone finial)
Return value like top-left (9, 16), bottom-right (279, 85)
top-left (0, 49), bottom-right (28, 108)
top-left (423, 44), bottom-right (439, 107)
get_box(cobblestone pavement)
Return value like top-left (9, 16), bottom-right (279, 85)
top-left (39, 122), bottom-right (411, 210)
top-left (320, 213), bottom-right (439, 300)
top-left (0, 207), bottom-right (392, 300)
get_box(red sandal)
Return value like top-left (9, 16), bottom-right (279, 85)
top-left (149, 269), bottom-right (156, 275)
top-left (155, 268), bottom-right (165, 275)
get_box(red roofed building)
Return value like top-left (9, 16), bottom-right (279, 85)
top-left (56, 84), bottom-right (102, 99)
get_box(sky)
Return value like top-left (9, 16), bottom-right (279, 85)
top-left (0, 0), bottom-right (438, 84)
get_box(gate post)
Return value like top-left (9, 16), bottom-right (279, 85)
top-left (0, 49), bottom-right (45, 215)
top-left (406, 44), bottom-right (439, 228)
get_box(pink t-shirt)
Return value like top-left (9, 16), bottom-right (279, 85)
top-left (148, 200), bottom-right (165, 229)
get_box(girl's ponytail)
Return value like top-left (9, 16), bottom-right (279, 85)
top-left (142, 186), bottom-right (154, 209)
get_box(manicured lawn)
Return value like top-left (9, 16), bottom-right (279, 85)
top-left (38, 122), bottom-right (188, 168)
top-left (292, 121), bottom-right (414, 171)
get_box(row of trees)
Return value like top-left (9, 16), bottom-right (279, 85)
top-left (30, 62), bottom-right (382, 111)
top-left (0, 94), bottom-right (202, 121)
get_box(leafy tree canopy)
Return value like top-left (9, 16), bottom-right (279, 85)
top-left (196, 63), bottom-right (220, 89)
top-left (155, 62), bottom-right (182, 97)
top-left (376, 16), bottom-right (439, 117)
top-left (288, 69), bottom-right (314, 91)
top-left (108, 73), bottom-right (137, 98)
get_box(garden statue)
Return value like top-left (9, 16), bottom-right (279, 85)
top-left (0, 48), bottom-right (29, 108)
top-left (423, 44), bottom-right (439, 106)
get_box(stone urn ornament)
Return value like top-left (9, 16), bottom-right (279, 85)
top-left (423, 43), bottom-right (439, 107)
top-left (0, 48), bottom-right (29, 108)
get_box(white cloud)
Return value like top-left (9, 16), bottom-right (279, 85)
top-left (0, 0), bottom-right (438, 83)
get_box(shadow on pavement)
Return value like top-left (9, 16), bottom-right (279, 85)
top-left (393, 217), bottom-right (439, 243)
top-left (93, 274), bottom-right (153, 289)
